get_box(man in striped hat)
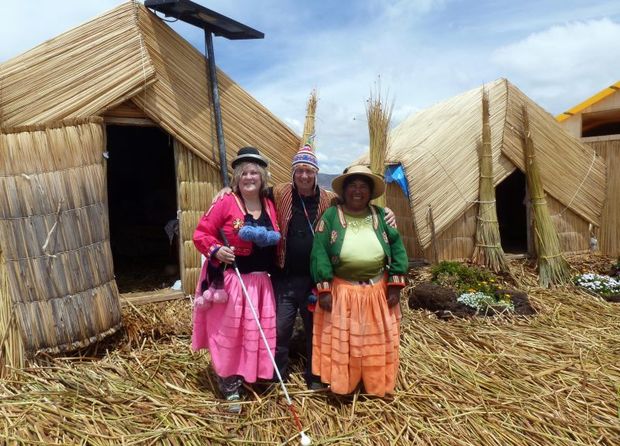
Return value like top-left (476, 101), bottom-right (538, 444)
top-left (271, 142), bottom-right (336, 389)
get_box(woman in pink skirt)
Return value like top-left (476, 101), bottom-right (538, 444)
top-left (192, 147), bottom-right (280, 412)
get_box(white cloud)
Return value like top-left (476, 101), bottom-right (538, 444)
top-left (492, 18), bottom-right (620, 112)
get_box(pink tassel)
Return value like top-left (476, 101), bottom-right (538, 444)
top-left (194, 289), bottom-right (213, 310)
top-left (212, 288), bottom-right (229, 304)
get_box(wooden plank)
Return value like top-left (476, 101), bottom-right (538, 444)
top-left (103, 117), bottom-right (156, 127)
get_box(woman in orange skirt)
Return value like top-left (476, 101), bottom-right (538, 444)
top-left (310, 165), bottom-right (408, 397)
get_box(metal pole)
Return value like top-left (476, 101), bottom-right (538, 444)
top-left (204, 29), bottom-right (229, 186)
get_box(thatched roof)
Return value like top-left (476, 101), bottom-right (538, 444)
top-left (361, 78), bottom-right (606, 249)
top-left (0, 1), bottom-right (299, 184)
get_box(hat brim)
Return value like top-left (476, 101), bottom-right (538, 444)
top-left (332, 170), bottom-right (385, 200)
top-left (231, 153), bottom-right (268, 168)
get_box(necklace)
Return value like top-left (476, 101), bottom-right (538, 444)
top-left (345, 214), bottom-right (372, 234)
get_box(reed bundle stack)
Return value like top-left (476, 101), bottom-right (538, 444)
top-left (301, 89), bottom-right (318, 147)
top-left (472, 90), bottom-right (509, 272)
top-left (366, 88), bottom-right (393, 207)
top-left (522, 106), bottom-right (572, 287)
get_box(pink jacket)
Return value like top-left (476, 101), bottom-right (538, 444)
top-left (193, 193), bottom-right (280, 264)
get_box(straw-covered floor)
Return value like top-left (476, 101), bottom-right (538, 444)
top-left (2, 255), bottom-right (619, 445)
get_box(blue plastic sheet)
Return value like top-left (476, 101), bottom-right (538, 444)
top-left (384, 164), bottom-right (409, 196)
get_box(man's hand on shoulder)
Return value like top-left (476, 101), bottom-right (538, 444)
top-left (212, 187), bottom-right (232, 204)
top-left (384, 207), bottom-right (397, 229)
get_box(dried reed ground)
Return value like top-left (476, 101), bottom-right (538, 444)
top-left (1, 256), bottom-right (619, 445)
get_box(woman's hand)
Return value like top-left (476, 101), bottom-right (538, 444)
top-left (387, 286), bottom-right (401, 307)
top-left (215, 246), bottom-right (235, 264)
top-left (211, 187), bottom-right (232, 204)
top-left (384, 207), bottom-right (397, 229)
top-left (318, 293), bottom-right (332, 312)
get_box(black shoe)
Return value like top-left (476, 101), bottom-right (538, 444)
top-left (308, 381), bottom-right (327, 391)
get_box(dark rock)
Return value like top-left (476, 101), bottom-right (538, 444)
top-left (496, 289), bottom-right (536, 315)
top-left (603, 294), bottom-right (620, 303)
top-left (409, 283), bottom-right (475, 317)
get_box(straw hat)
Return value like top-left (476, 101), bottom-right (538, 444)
top-left (231, 146), bottom-right (268, 168)
top-left (331, 165), bottom-right (385, 200)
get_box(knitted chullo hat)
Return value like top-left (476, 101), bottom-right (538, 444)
top-left (291, 143), bottom-right (319, 171)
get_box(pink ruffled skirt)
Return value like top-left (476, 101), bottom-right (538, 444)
top-left (192, 269), bottom-right (276, 382)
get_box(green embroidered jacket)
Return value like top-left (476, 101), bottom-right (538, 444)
top-left (310, 205), bottom-right (408, 294)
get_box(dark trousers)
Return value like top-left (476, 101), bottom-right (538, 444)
top-left (273, 274), bottom-right (319, 386)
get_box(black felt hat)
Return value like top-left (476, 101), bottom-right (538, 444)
top-left (231, 146), bottom-right (268, 168)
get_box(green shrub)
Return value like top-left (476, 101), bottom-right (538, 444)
top-left (431, 261), bottom-right (497, 295)
top-left (431, 261), bottom-right (514, 312)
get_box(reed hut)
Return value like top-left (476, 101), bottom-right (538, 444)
top-left (360, 78), bottom-right (607, 262)
top-left (557, 80), bottom-right (620, 256)
top-left (0, 1), bottom-right (299, 365)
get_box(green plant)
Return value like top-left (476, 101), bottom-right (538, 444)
top-left (431, 261), bottom-right (498, 295)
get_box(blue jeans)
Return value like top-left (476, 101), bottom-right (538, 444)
top-left (273, 274), bottom-right (319, 386)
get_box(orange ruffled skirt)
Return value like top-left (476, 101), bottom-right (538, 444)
top-left (312, 276), bottom-right (401, 397)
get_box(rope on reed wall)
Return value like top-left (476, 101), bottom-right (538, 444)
top-left (551, 150), bottom-right (599, 220)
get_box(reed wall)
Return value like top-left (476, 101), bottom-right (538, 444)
top-left (423, 205), bottom-right (478, 262)
top-left (385, 182), bottom-right (423, 259)
top-left (586, 139), bottom-right (620, 256)
top-left (0, 118), bottom-right (122, 355)
top-left (0, 248), bottom-right (25, 375)
top-left (175, 141), bottom-right (223, 296)
top-left (546, 195), bottom-right (590, 254)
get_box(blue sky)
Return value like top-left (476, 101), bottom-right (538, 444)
top-left (2, 1), bottom-right (620, 173)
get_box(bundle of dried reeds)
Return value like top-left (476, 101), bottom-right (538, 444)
top-left (472, 90), bottom-right (508, 272)
top-left (367, 87), bottom-right (392, 207)
top-left (301, 89), bottom-right (318, 148)
top-left (522, 106), bottom-right (572, 287)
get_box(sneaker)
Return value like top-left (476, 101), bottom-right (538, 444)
top-left (225, 392), bottom-right (242, 414)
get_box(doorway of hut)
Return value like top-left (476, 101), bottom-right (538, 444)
top-left (105, 125), bottom-right (180, 293)
top-left (495, 169), bottom-right (529, 254)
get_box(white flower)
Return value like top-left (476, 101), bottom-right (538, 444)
top-left (457, 292), bottom-right (514, 312)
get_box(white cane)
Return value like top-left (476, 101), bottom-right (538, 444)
top-left (219, 229), bottom-right (311, 445)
